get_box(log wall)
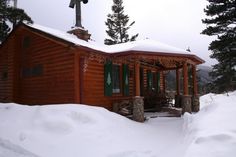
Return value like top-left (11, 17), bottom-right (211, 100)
top-left (18, 29), bottom-right (75, 105)
top-left (0, 27), bottom-right (76, 105)
top-left (0, 35), bottom-right (16, 102)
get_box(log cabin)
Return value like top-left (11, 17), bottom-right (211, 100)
top-left (0, 23), bottom-right (204, 121)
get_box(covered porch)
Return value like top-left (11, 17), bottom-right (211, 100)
top-left (111, 51), bottom-right (204, 122)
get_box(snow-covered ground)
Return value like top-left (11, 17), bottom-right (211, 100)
top-left (0, 91), bottom-right (236, 157)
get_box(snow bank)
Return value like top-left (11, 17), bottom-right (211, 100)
top-left (183, 91), bottom-right (236, 157)
top-left (0, 103), bottom-right (184, 157)
top-left (0, 91), bottom-right (236, 157)
top-left (0, 138), bottom-right (38, 157)
top-left (0, 104), bottom-right (134, 157)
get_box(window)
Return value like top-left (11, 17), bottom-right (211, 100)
top-left (112, 64), bottom-right (120, 93)
top-left (32, 65), bottom-right (43, 76)
top-left (147, 70), bottom-right (160, 92)
top-left (147, 70), bottom-right (153, 90)
top-left (22, 65), bottom-right (43, 78)
top-left (1, 71), bottom-right (8, 81)
top-left (22, 36), bottom-right (31, 49)
top-left (104, 61), bottom-right (129, 96)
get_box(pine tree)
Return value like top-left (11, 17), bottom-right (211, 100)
top-left (0, 0), bottom-right (10, 42)
top-left (0, 22), bottom-right (10, 42)
top-left (104, 0), bottom-right (138, 45)
top-left (0, 0), bottom-right (33, 43)
top-left (6, 7), bottom-right (33, 28)
top-left (202, 0), bottom-right (236, 93)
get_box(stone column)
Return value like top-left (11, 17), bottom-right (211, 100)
top-left (181, 95), bottom-right (192, 114)
top-left (192, 95), bottom-right (200, 112)
top-left (132, 96), bottom-right (144, 122)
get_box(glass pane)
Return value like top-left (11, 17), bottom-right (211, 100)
top-left (112, 65), bottom-right (120, 93)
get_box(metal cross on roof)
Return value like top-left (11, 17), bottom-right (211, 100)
top-left (69, 0), bottom-right (88, 28)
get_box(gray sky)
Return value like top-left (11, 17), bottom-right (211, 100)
top-left (18, 0), bottom-right (216, 66)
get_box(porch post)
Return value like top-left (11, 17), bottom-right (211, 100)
top-left (192, 65), bottom-right (200, 112)
top-left (133, 61), bottom-right (144, 122)
top-left (135, 62), bottom-right (141, 96)
top-left (163, 72), bottom-right (166, 93)
top-left (192, 65), bottom-right (198, 96)
top-left (181, 62), bottom-right (192, 113)
top-left (175, 69), bottom-right (181, 107)
top-left (176, 69), bottom-right (180, 95)
top-left (183, 62), bottom-right (188, 96)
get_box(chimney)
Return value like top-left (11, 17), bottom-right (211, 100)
top-left (68, 27), bottom-right (91, 42)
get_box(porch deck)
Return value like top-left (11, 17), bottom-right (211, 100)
top-left (144, 107), bottom-right (182, 118)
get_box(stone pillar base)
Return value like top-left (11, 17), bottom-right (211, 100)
top-left (175, 95), bottom-right (182, 108)
top-left (192, 95), bottom-right (200, 112)
top-left (132, 96), bottom-right (144, 122)
top-left (181, 95), bottom-right (192, 114)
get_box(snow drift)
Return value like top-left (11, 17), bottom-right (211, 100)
top-left (0, 91), bottom-right (236, 157)
top-left (184, 91), bottom-right (236, 157)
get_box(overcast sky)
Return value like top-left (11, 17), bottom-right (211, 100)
top-left (18, 0), bottom-right (216, 66)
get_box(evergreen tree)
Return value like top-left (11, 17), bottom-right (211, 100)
top-left (0, 22), bottom-right (10, 42)
top-left (0, 0), bottom-right (33, 43)
top-left (6, 7), bottom-right (33, 28)
top-left (104, 0), bottom-right (138, 45)
top-left (0, 0), bottom-right (10, 42)
top-left (202, 0), bottom-right (236, 93)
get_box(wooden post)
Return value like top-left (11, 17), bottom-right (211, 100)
top-left (135, 62), bottom-right (140, 96)
top-left (133, 61), bottom-right (144, 122)
top-left (192, 65), bottom-right (198, 96)
top-left (163, 72), bottom-right (166, 93)
top-left (176, 69), bottom-right (180, 95)
top-left (183, 62), bottom-right (188, 96)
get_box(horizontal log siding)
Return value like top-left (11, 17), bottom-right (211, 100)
top-left (0, 36), bottom-right (16, 102)
top-left (18, 30), bottom-right (75, 105)
top-left (82, 59), bottom-right (111, 109)
top-left (82, 59), bottom-right (135, 110)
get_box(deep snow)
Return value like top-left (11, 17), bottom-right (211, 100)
top-left (0, 91), bottom-right (236, 157)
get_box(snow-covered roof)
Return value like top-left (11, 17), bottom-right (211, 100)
top-left (26, 23), bottom-right (197, 56)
